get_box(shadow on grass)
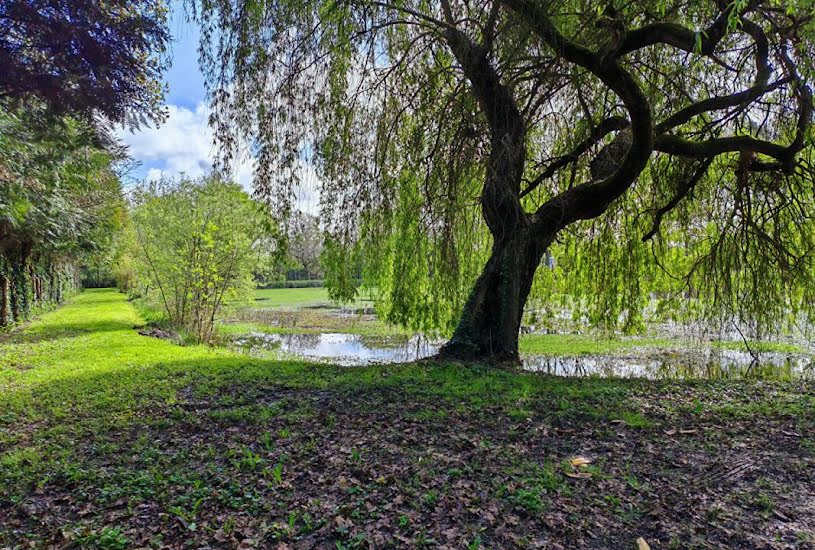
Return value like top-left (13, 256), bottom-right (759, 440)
top-left (2, 353), bottom-right (813, 550)
top-left (1, 319), bottom-right (142, 345)
top-left (0, 349), bottom-right (651, 438)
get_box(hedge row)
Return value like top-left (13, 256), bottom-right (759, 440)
top-left (0, 252), bottom-right (78, 328)
top-left (257, 279), bottom-right (325, 289)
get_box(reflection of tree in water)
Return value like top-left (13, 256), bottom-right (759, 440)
top-left (523, 351), bottom-right (811, 381)
top-left (271, 333), bottom-right (438, 364)
top-left (234, 331), bottom-right (812, 379)
top-left (284, 333), bottom-right (322, 350)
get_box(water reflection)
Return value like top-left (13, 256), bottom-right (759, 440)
top-left (232, 332), bottom-right (438, 365)
top-left (231, 331), bottom-right (815, 380)
top-left (522, 351), bottom-right (815, 380)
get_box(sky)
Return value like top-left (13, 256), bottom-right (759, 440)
top-left (116, 3), bottom-right (255, 188)
top-left (115, 2), bottom-right (322, 213)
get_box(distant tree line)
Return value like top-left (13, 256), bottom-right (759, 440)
top-left (252, 210), bottom-right (326, 284)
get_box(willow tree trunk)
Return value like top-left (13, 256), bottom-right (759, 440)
top-left (434, 47), bottom-right (535, 363)
top-left (440, 226), bottom-right (553, 363)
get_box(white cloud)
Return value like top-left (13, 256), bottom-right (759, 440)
top-left (117, 102), bottom-right (254, 190)
top-left (145, 167), bottom-right (164, 182)
top-left (117, 102), bottom-right (320, 214)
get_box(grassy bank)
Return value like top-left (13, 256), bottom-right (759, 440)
top-left (1, 290), bottom-right (813, 548)
top-left (243, 287), bottom-right (374, 309)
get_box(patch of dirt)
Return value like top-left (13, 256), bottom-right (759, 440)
top-left (138, 327), bottom-right (177, 340)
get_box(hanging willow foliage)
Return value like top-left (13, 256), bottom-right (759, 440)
top-left (191, 0), bottom-right (815, 358)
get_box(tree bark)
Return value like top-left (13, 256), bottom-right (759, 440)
top-left (438, 3), bottom-right (653, 364)
top-left (439, 24), bottom-right (534, 364)
top-left (0, 275), bottom-right (8, 327)
top-left (440, 224), bottom-right (554, 363)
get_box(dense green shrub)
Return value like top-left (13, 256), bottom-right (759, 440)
top-left (0, 106), bottom-right (123, 328)
top-left (130, 177), bottom-right (272, 342)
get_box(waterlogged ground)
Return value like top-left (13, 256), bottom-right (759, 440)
top-left (231, 332), bottom-right (439, 365)
top-left (1, 290), bottom-right (814, 549)
top-left (221, 289), bottom-right (814, 380)
top-left (228, 331), bottom-right (815, 380)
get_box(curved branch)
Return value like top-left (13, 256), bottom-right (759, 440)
top-left (653, 15), bottom-right (812, 176)
top-left (617, 0), bottom-right (763, 58)
top-left (520, 116), bottom-right (630, 198)
top-left (656, 77), bottom-right (791, 134)
top-left (499, 0), bottom-right (653, 228)
top-left (656, 133), bottom-right (785, 156)
top-left (656, 17), bottom-right (775, 133)
top-left (655, 133), bottom-right (801, 172)
top-left (778, 46), bottom-right (814, 156)
top-left (443, 20), bottom-right (527, 238)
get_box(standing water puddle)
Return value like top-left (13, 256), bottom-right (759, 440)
top-left (232, 332), bottom-right (438, 366)
top-left (231, 331), bottom-right (815, 379)
top-left (523, 351), bottom-right (814, 379)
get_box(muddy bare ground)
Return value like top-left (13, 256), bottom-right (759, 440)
top-left (2, 376), bottom-right (813, 549)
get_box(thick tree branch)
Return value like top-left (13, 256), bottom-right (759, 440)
top-left (655, 17), bottom-right (775, 133)
top-left (617, 0), bottom-right (763, 58)
top-left (443, 16), bottom-right (527, 239)
top-left (779, 47), bottom-right (815, 156)
top-left (656, 77), bottom-right (791, 134)
top-left (499, 0), bottom-right (653, 229)
top-left (650, 14), bottom-right (812, 176)
top-left (482, 1), bottom-right (500, 50)
top-left (655, 134), bottom-right (798, 171)
top-left (520, 116), bottom-right (630, 198)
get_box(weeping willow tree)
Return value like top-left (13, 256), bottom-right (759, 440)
top-left (190, 0), bottom-right (815, 362)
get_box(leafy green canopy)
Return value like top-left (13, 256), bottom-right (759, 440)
top-left (0, 0), bottom-right (169, 126)
top-left (0, 105), bottom-right (126, 261)
top-left (0, 104), bottom-right (127, 324)
top-left (191, 0), bottom-right (815, 336)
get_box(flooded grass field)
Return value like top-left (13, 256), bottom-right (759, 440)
top-left (220, 288), bottom-right (814, 380)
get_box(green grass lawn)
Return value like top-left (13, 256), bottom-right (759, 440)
top-left (1, 289), bottom-right (813, 548)
top-left (251, 287), bottom-right (333, 307)
top-left (518, 334), bottom-right (674, 356)
top-left (248, 287), bottom-right (375, 309)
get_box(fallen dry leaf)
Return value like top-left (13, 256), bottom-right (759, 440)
top-left (637, 537), bottom-right (651, 550)
top-left (569, 456), bottom-right (592, 468)
top-left (565, 471), bottom-right (592, 479)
